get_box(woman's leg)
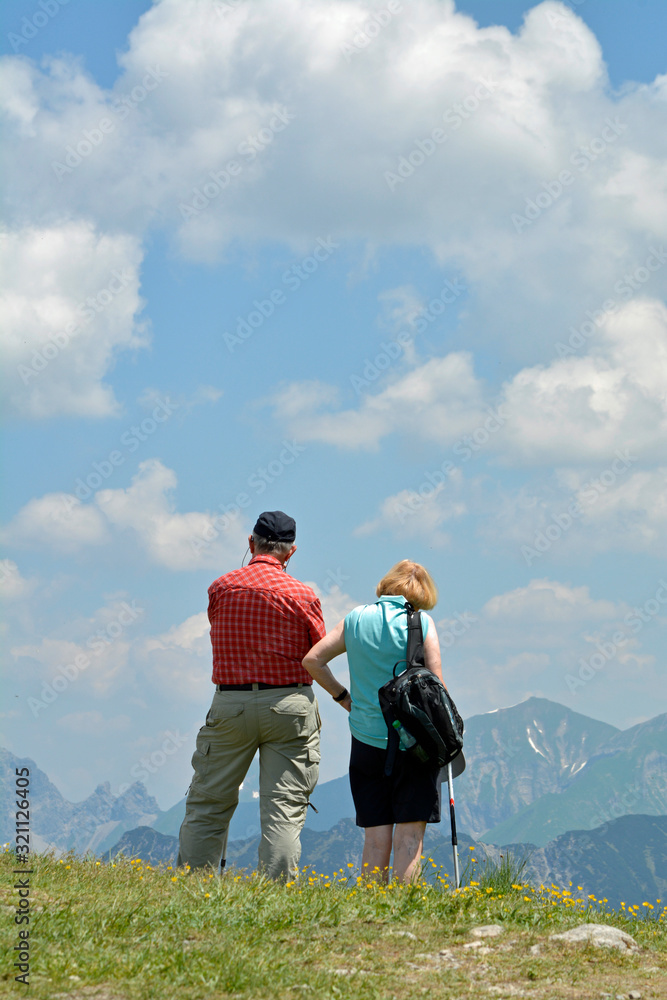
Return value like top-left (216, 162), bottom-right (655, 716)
top-left (393, 821), bottom-right (427, 883)
top-left (361, 825), bottom-right (393, 881)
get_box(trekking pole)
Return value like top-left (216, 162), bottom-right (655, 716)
top-left (446, 760), bottom-right (460, 889)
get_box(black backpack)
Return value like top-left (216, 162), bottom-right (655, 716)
top-left (378, 601), bottom-right (464, 776)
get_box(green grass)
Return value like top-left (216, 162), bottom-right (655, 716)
top-left (1, 848), bottom-right (666, 999)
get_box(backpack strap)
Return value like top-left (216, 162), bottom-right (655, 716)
top-left (384, 602), bottom-right (424, 776)
top-left (405, 601), bottom-right (425, 669)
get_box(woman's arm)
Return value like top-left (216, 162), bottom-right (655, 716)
top-left (302, 619), bottom-right (351, 712)
top-left (423, 622), bottom-right (445, 686)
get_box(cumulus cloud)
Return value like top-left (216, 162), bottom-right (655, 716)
top-left (2, 459), bottom-right (249, 570)
top-left (431, 577), bottom-right (663, 721)
top-left (11, 593), bottom-right (145, 698)
top-left (482, 462), bottom-right (667, 561)
top-left (138, 611), bottom-right (212, 701)
top-left (355, 467), bottom-right (467, 545)
top-left (0, 559), bottom-right (34, 601)
top-left (0, 222), bottom-right (147, 418)
top-left (498, 297), bottom-right (667, 465)
top-left (0, 2), bottom-right (663, 291)
top-left (2, 494), bottom-right (110, 552)
top-left (481, 578), bottom-right (618, 623)
top-left (269, 296), bottom-right (667, 467)
top-left (271, 353), bottom-right (487, 450)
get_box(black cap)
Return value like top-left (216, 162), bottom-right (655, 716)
top-left (253, 510), bottom-right (296, 543)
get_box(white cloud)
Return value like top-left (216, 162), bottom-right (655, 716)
top-left (3, 460), bottom-right (249, 571)
top-left (430, 577), bottom-right (664, 723)
top-left (270, 296), bottom-right (667, 465)
top-left (481, 578), bottom-right (618, 623)
top-left (482, 463), bottom-right (667, 560)
top-left (498, 298), bottom-right (667, 465)
top-left (0, 1), bottom-right (663, 285)
top-left (2, 494), bottom-right (110, 552)
top-left (95, 459), bottom-right (248, 570)
top-left (355, 467), bottom-right (466, 545)
top-left (138, 612), bottom-right (212, 701)
top-left (305, 583), bottom-right (360, 632)
top-left (0, 560), bottom-right (34, 601)
top-left (271, 353), bottom-right (486, 449)
top-left (0, 222), bottom-right (147, 418)
top-left (1, 0), bottom-right (666, 422)
top-left (143, 611), bottom-right (210, 655)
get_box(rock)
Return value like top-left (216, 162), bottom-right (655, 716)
top-left (463, 940), bottom-right (484, 950)
top-left (471, 924), bottom-right (504, 938)
top-left (549, 924), bottom-right (638, 953)
top-left (529, 944), bottom-right (541, 956)
top-left (389, 930), bottom-right (417, 940)
top-left (628, 993), bottom-right (642, 999)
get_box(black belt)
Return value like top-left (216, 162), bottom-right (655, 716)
top-left (216, 682), bottom-right (306, 691)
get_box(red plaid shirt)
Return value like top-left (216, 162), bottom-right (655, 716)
top-left (208, 554), bottom-right (326, 685)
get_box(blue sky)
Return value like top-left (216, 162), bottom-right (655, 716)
top-left (1, 0), bottom-right (666, 810)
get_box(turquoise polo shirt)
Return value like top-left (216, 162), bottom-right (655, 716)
top-left (344, 595), bottom-right (435, 749)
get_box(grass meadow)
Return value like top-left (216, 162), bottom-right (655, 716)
top-left (1, 847), bottom-right (666, 999)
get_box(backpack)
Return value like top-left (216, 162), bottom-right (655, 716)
top-left (378, 601), bottom-right (464, 776)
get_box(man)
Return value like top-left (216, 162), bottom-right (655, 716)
top-left (178, 510), bottom-right (345, 879)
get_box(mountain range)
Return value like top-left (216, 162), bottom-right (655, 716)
top-left (3, 697), bottom-right (666, 856)
top-left (154, 697), bottom-right (667, 847)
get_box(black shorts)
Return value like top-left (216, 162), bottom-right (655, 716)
top-left (349, 736), bottom-right (441, 827)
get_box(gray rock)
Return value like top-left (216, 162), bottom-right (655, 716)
top-left (471, 923), bottom-right (504, 938)
top-left (549, 923), bottom-right (638, 953)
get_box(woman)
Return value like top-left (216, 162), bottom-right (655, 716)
top-left (302, 560), bottom-right (443, 883)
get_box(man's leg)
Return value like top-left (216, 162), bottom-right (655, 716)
top-left (177, 691), bottom-right (258, 870)
top-left (257, 687), bottom-right (321, 879)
